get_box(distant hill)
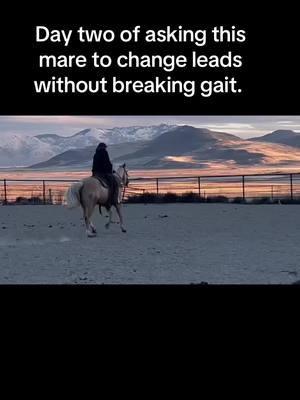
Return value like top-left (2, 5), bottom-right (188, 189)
top-left (30, 141), bottom-right (147, 168)
top-left (114, 126), bottom-right (240, 160)
top-left (251, 130), bottom-right (300, 147)
top-left (112, 126), bottom-right (266, 168)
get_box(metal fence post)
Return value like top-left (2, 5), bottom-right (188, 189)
top-left (290, 174), bottom-right (293, 200)
top-left (198, 177), bottom-right (201, 198)
top-left (4, 179), bottom-right (7, 204)
top-left (49, 189), bottom-right (52, 204)
top-left (242, 176), bottom-right (245, 201)
top-left (42, 180), bottom-right (46, 204)
top-left (271, 185), bottom-right (274, 201)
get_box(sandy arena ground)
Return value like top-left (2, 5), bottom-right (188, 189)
top-left (1, 203), bottom-right (300, 284)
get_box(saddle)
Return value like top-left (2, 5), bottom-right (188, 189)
top-left (92, 174), bottom-right (109, 188)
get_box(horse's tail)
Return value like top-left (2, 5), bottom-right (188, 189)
top-left (65, 182), bottom-right (83, 209)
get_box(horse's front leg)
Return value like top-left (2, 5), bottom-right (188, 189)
top-left (115, 204), bottom-right (126, 233)
top-left (105, 207), bottom-right (112, 229)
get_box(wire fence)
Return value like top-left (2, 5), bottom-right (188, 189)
top-left (1, 172), bottom-right (300, 205)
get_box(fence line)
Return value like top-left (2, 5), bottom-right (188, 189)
top-left (2, 172), bottom-right (300, 204)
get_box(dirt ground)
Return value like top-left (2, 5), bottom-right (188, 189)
top-left (1, 203), bottom-right (300, 284)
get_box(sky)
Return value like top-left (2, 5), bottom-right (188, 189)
top-left (1, 115), bottom-right (300, 138)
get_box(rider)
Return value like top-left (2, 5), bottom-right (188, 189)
top-left (92, 142), bottom-right (118, 206)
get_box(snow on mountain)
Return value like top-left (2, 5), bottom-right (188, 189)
top-left (35, 128), bottom-right (108, 150)
top-left (105, 124), bottom-right (175, 142)
top-left (0, 124), bottom-right (176, 167)
top-left (0, 133), bottom-right (57, 167)
top-left (36, 124), bottom-right (175, 148)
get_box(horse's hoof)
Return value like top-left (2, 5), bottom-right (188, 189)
top-left (121, 229), bottom-right (127, 233)
top-left (87, 232), bottom-right (97, 238)
top-left (105, 223), bottom-right (110, 229)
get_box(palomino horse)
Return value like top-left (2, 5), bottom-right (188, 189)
top-left (65, 164), bottom-right (129, 237)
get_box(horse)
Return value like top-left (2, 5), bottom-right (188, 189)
top-left (65, 164), bottom-right (129, 237)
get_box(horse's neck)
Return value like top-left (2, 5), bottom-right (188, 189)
top-left (115, 168), bottom-right (124, 180)
top-left (114, 168), bottom-right (123, 184)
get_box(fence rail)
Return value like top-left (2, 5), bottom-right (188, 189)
top-left (2, 172), bottom-right (300, 204)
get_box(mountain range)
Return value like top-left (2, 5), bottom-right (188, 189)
top-left (0, 124), bottom-right (174, 167)
top-left (1, 124), bottom-right (300, 169)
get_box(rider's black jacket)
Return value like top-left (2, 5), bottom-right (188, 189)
top-left (92, 148), bottom-right (113, 175)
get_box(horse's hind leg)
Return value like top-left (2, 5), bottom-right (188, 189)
top-left (83, 203), bottom-right (97, 237)
top-left (105, 207), bottom-right (112, 229)
top-left (83, 209), bottom-right (91, 236)
top-left (89, 202), bottom-right (98, 235)
top-left (90, 221), bottom-right (97, 234)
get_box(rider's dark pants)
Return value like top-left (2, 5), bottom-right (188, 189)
top-left (104, 174), bottom-right (118, 205)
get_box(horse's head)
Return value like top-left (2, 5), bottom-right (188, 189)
top-left (116, 163), bottom-right (129, 187)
